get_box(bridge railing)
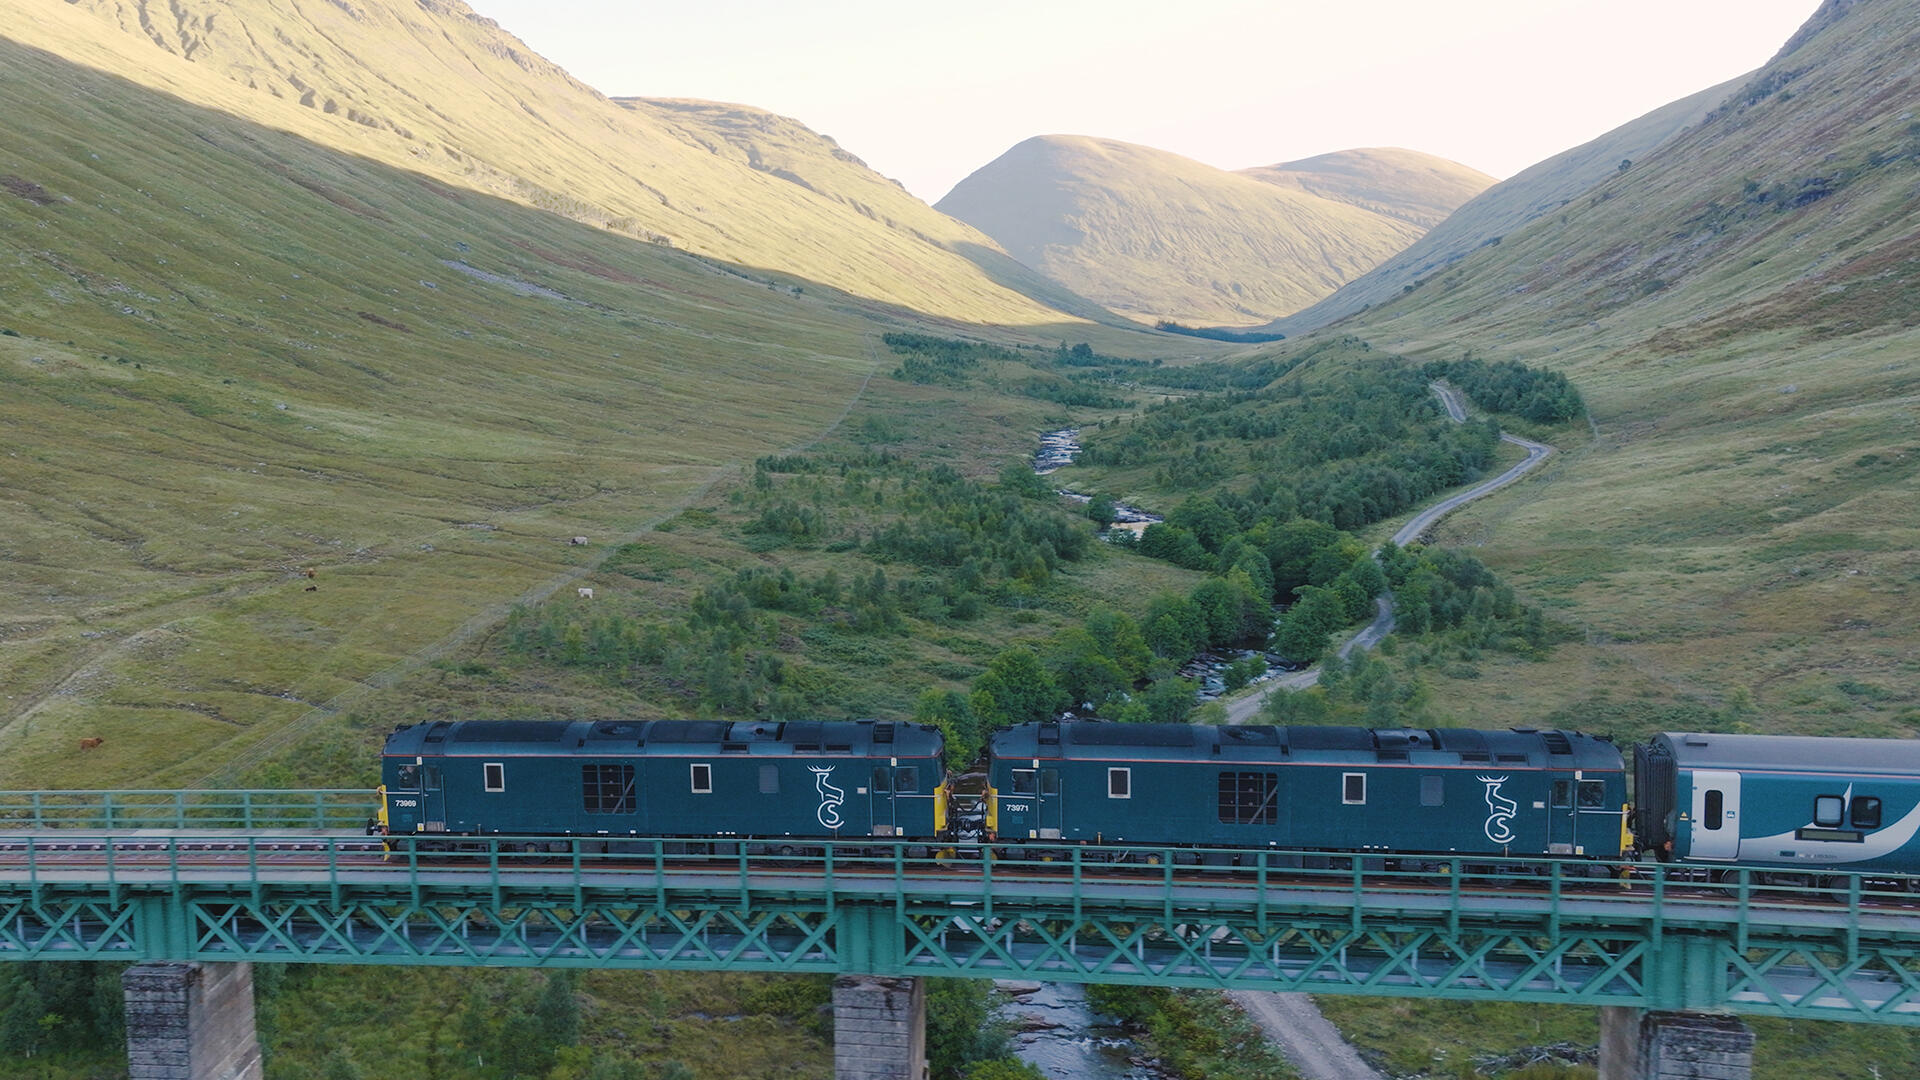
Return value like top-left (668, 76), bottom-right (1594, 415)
top-left (0, 790), bottom-right (378, 831)
top-left (1, 829), bottom-right (1916, 930)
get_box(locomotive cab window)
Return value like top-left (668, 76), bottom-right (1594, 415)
top-left (483, 762), bottom-right (504, 793)
top-left (896, 767), bottom-right (919, 794)
top-left (1108, 768), bottom-right (1131, 799)
top-left (1344, 768), bottom-right (1374, 803)
top-left (1011, 770), bottom-right (1037, 796)
top-left (1040, 769), bottom-right (1059, 796)
top-left (1342, 773), bottom-right (1366, 805)
top-left (1551, 780), bottom-right (1572, 809)
top-left (690, 763), bottom-right (712, 794)
top-left (872, 767), bottom-right (892, 794)
top-left (424, 766), bottom-right (443, 791)
top-left (1852, 796), bottom-right (1883, 829)
top-left (395, 764), bottom-right (419, 787)
top-left (1814, 795), bottom-right (1844, 828)
top-left (1578, 780), bottom-right (1607, 809)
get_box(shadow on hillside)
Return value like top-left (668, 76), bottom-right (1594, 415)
top-left (0, 36), bottom-right (1166, 360)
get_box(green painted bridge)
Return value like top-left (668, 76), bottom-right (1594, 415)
top-left (4, 789), bottom-right (1920, 1028)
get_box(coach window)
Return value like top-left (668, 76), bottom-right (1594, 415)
top-left (1109, 768), bottom-right (1131, 799)
top-left (1010, 770), bottom-right (1037, 796)
top-left (1814, 794), bottom-right (1844, 828)
top-left (690, 763), bottom-right (712, 795)
top-left (483, 763), bottom-right (504, 793)
top-left (1703, 789), bottom-right (1724, 829)
top-left (1342, 773), bottom-right (1366, 805)
top-left (1853, 796), bottom-right (1883, 830)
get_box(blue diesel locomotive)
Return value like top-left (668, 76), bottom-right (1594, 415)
top-left (374, 716), bottom-right (1920, 881)
top-left (985, 721), bottom-right (1630, 864)
top-left (381, 718), bottom-right (947, 851)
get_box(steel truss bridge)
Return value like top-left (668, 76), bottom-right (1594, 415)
top-left (3, 790), bottom-right (1920, 1025)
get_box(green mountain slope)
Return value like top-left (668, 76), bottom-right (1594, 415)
top-left (1294, 0), bottom-right (1920, 735)
top-left (935, 135), bottom-right (1454, 327)
top-left (22, 0), bottom-right (1103, 327)
top-left (1238, 147), bottom-right (1493, 229)
top-left (1271, 77), bottom-right (1742, 335)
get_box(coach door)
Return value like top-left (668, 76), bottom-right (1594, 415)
top-left (1689, 770), bottom-right (1742, 860)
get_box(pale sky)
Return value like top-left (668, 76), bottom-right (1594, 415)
top-left (466, 0), bottom-right (1822, 204)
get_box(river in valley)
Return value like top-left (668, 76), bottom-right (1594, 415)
top-left (997, 981), bottom-right (1166, 1080)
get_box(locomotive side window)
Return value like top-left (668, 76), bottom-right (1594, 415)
top-left (759, 765), bottom-right (779, 795)
top-left (483, 763), bottom-right (504, 793)
top-left (690, 763), bottom-right (712, 794)
top-left (1109, 768), bottom-right (1131, 799)
top-left (896, 767), bottom-right (919, 794)
top-left (582, 764), bottom-right (636, 814)
top-left (1578, 780), bottom-right (1607, 808)
top-left (396, 764), bottom-right (419, 787)
top-left (1342, 773), bottom-right (1366, 805)
top-left (872, 767), bottom-right (892, 794)
top-left (1040, 770), bottom-right (1059, 796)
top-left (1702, 789), bottom-right (1723, 829)
top-left (1218, 772), bottom-right (1279, 825)
top-left (1421, 776), bottom-right (1444, 807)
top-left (1814, 795), bottom-right (1844, 828)
top-left (1551, 780), bottom-right (1572, 809)
top-left (1852, 796), bottom-right (1883, 829)
top-left (1011, 770), bottom-right (1037, 795)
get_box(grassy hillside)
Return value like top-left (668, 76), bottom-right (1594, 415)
top-left (16, 0), bottom-right (1104, 327)
top-left (935, 135), bottom-right (1437, 327)
top-left (1270, 77), bottom-right (1742, 336)
top-left (1238, 147), bottom-right (1493, 229)
top-left (1261, 0), bottom-right (1920, 741)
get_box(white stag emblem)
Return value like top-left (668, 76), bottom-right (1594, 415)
top-left (809, 766), bottom-right (845, 829)
top-left (1478, 775), bottom-right (1518, 844)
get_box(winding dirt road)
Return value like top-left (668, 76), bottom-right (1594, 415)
top-left (1222, 387), bottom-right (1554, 738)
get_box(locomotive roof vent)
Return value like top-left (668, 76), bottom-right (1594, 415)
top-left (874, 722), bottom-right (896, 744)
top-left (424, 721), bottom-right (452, 743)
top-left (1684, 735), bottom-right (1711, 746)
top-left (1037, 721), bottom-right (1060, 745)
top-left (1544, 732), bottom-right (1573, 756)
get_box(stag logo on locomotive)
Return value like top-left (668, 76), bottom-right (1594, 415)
top-left (1478, 775), bottom-right (1518, 844)
top-left (809, 766), bottom-right (845, 830)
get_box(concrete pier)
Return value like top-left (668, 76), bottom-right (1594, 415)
top-left (1600, 1007), bottom-right (1753, 1080)
top-left (123, 962), bottom-right (264, 1080)
top-left (832, 975), bottom-right (926, 1080)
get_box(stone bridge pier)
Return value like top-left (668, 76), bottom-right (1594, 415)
top-left (1600, 1007), bottom-right (1754, 1080)
top-left (123, 962), bottom-right (263, 1080)
top-left (833, 975), bottom-right (926, 1080)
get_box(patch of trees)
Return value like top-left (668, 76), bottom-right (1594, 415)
top-left (1154, 320), bottom-right (1287, 343)
top-left (507, 453), bottom-right (1092, 721)
top-left (0, 963), bottom-right (123, 1060)
top-left (1422, 356), bottom-right (1585, 424)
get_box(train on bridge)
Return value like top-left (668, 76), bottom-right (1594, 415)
top-left (378, 718), bottom-right (1920, 884)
